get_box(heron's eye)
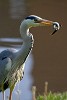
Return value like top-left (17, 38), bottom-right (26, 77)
top-left (34, 18), bottom-right (38, 22)
top-left (34, 18), bottom-right (42, 23)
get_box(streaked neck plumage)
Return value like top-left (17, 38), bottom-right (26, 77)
top-left (12, 20), bottom-right (34, 70)
top-left (20, 20), bottom-right (34, 53)
top-left (6, 20), bottom-right (34, 80)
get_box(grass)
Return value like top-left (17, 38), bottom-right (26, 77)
top-left (36, 92), bottom-right (67, 100)
top-left (32, 82), bottom-right (67, 100)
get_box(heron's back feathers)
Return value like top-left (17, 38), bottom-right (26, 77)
top-left (0, 49), bottom-right (15, 90)
top-left (0, 49), bottom-right (25, 91)
top-left (0, 49), bottom-right (16, 60)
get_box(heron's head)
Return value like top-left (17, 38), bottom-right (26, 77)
top-left (22, 15), bottom-right (61, 35)
top-left (24, 15), bottom-right (53, 27)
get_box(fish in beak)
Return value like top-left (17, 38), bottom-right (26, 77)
top-left (39, 19), bottom-right (61, 35)
top-left (52, 22), bottom-right (61, 35)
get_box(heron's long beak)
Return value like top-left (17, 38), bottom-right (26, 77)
top-left (40, 19), bottom-right (53, 26)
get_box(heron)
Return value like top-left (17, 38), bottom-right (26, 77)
top-left (0, 15), bottom-right (61, 100)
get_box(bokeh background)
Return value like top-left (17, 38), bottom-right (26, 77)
top-left (0, 0), bottom-right (67, 99)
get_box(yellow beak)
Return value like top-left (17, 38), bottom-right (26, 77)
top-left (40, 19), bottom-right (53, 26)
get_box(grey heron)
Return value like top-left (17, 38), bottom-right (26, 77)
top-left (0, 15), bottom-right (61, 100)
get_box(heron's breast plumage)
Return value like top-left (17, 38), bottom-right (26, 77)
top-left (8, 63), bottom-right (25, 87)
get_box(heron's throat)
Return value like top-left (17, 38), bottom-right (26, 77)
top-left (16, 22), bottom-right (34, 64)
top-left (9, 23), bottom-right (34, 74)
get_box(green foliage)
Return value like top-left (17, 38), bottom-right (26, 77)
top-left (37, 95), bottom-right (44, 100)
top-left (36, 92), bottom-right (67, 100)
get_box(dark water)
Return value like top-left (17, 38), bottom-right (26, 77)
top-left (0, 0), bottom-right (67, 99)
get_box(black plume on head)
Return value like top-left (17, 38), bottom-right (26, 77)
top-left (25, 16), bottom-right (37, 21)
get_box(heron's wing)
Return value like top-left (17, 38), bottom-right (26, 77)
top-left (0, 48), bottom-right (17, 84)
top-left (0, 49), bottom-right (15, 60)
top-left (0, 57), bottom-right (12, 85)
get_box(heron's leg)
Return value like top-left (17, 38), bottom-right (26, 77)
top-left (9, 85), bottom-right (14, 100)
top-left (2, 85), bottom-right (5, 100)
top-left (9, 89), bottom-right (12, 100)
top-left (3, 91), bottom-right (5, 100)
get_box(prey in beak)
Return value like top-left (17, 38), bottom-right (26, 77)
top-left (52, 22), bottom-right (61, 35)
top-left (26, 15), bottom-right (61, 34)
top-left (35, 18), bottom-right (61, 35)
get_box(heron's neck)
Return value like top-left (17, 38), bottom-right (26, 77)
top-left (20, 21), bottom-right (34, 48)
top-left (20, 22), bottom-right (29, 40)
top-left (14, 22), bottom-right (34, 66)
top-left (6, 22), bottom-right (34, 80)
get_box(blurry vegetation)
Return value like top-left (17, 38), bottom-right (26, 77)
top-left (36, 92), bottom-right (67, 100)
top-left (32, 82), bottom-right (67, 100)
